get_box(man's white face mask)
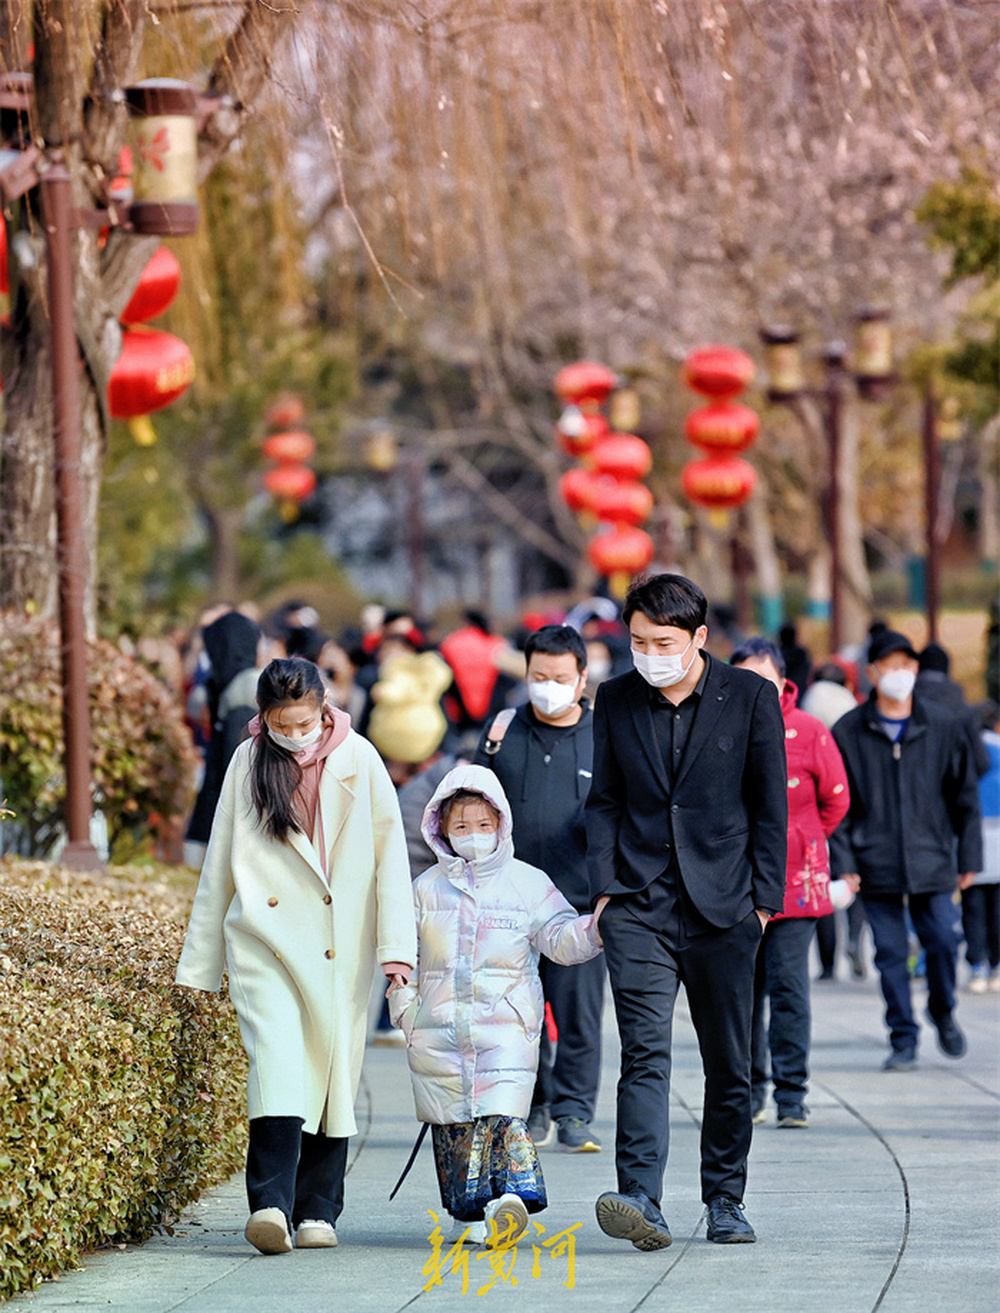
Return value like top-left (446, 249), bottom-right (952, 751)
top-left (878, 668), bottom-right (916, 703)
top-left (527, 679), bottom-right (579, 718)
top-left (632, 636), bottom-right (696, 689)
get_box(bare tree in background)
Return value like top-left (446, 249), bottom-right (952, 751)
top-left (0, 0), bottom-right (301, 628)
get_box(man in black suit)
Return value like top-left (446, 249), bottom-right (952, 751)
top-left (587, 574), bottom-right (787, 1248)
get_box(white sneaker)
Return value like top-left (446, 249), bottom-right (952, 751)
top-left (483, 1193), bottom-right (528, 1247)
top-left (295, 1219), bottom-right (338, 1248)
top-left (447, 1217), bottom-right (487, 1244)
top-left (989, 969), bottom-right (1000, 994)
top-left (968, 966), bottom-right (988, 995)
top-left (245, 1207), bottom-right (292, 1254)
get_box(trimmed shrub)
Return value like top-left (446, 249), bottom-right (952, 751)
top-left (0, 858), bottom-right (247, 1301)
top-left (0, 611), bottom-right (198, 858)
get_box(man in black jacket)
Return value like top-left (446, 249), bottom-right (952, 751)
top-left (473, 624), bottom-right (605, 1153)
top-left (587, 575), bottom-right (787, 1249)
top-left (830, 630), bottom-right (982, 1071)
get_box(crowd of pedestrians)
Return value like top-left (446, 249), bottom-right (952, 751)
top-left (165, 575), bottom-right (994, 1257)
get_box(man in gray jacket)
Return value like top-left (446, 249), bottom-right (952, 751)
top-left (473, 624), bottom-right (604, 1153)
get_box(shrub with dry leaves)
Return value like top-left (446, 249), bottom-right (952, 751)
top-left (0, 858), bottom-right (247, 1301)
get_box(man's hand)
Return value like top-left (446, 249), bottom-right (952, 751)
top-left (594, 895), bottom-right (611, 924)
top-left (755, 909), bottom-right (770, 931)
top-left (958, 872), bottom-right (977, 891)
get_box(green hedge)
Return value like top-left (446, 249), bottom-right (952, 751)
top-left (0, 859), bottom-right (247, 1302)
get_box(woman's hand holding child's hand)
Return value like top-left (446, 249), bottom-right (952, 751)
top-left (384, 962), bottom-right (412, 996)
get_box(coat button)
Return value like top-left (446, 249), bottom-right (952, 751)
top-left (267, 897), bottom-right (278, 907)
top-left (323, 894), bottom-right (332, 905)
top-left (325, 949), bottom-right (335, 960)
top-left (671, 804), bottom-right (679, 813)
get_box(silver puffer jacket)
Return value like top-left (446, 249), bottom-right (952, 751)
top-left (389, 762), bottom-right (602, 1125)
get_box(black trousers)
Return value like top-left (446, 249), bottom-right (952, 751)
top-left (751, 916), bottom-right (816, 1112)
top-left (600, 897), bottom-right (762, 1207)
top-left (531, 953), bottom-right (607, 1122)
top-left (246, 1116), bottom-right (349, 1228)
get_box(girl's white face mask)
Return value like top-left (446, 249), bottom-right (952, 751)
top-left (527, 679), bottom-right (579, 718)
top-left (878, 668), bottom-right (916, 703)
top-left (267, 720), bottom-right (324, 753)
top-left (632, 636), bottom-right (696, 689)
top-left (448, 831), bottom-right (498, 862)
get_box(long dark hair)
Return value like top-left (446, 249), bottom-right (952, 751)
top-left (250, 658), bottom-right (325, 843)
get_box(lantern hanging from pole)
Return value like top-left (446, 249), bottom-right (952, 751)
top-left (265, 393), bottom-right (307, 430)
top-left (682, 345), bottom-right (755, 401)
top-left (587, 525), bottom-right (654, 576)
top-left (554, 360), bottom-right (619, 407)
top-left (684, 401), bottom-right (760, 455)
top-left (591, 433), bottom-right (653, 482)
top-left (263, 465), bottom-right (317, 503)
top-left (120, 246), bottom-right (182, 324)
top-left (124, 79), bottom-right (200, 236)
top-left (681, 455), bottom-right (757, 510)
top-left (559, 466), bottom-right (602, 515)
top-left (108, 328), bottom-right (195, 418)
top-left (262, 429), bottom-right (317, 465)
top-left (588, 478), bottom-right (655, 527)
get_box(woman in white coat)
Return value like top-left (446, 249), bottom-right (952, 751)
top-left (389, 763), bottom-right (604, 1245)
top-left (176, 658), bottom-right (416, 1255)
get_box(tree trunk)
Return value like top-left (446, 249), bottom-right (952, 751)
top-left (837, 404), bottom-right (873, 648)
top-left (204, 504), bottom-right (247, 604)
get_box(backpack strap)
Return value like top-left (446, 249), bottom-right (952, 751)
top-left (482, 707), bottom-right (517, 757)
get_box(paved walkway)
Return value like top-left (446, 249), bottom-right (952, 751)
top-left (9, 952), bottom-right (1000, 1313)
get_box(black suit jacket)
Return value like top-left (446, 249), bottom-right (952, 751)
top-left (585, 654), bottom-right (788, 927)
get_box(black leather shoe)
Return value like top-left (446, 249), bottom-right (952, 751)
top-left (928, 1010), bottom-right (967, 1059)
top-left (706, 1196), bottom-right (756, 1244)
top-left (595, 1191), bottom-right (673, 1251)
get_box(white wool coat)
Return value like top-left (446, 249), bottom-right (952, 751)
top-left (175, 731), bottom-right (417, 1136)
top-left (388, 763), bottom-right (602, 1125)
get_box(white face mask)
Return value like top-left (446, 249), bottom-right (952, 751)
top-left (632, 637), bottom-right (696, 689)
top-left (448, 831), bottom-right (498, 862)
top-left (587, 656), bottom-right (612, 684)
top-left (266, 720), bottom-right (324, 753)
top-left (878, 669), bottom-right (916, 703)
top-left (527, 679), bottom-right (579, 718)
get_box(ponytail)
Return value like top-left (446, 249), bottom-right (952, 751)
top-left (250, 658), bottom-right (325, 843)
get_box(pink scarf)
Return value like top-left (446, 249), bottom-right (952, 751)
top-left (249, 705), bottom-right (351, 871)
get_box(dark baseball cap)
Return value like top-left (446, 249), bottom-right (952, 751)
top-left (868, 629), bottom-right (918, 664)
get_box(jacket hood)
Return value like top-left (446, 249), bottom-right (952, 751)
top-left (203, 611), bottom-right (260, 691)
top-left (421, 762), bottom-right (514, 878)
top-left (780, 679), bottom-right (800, 716)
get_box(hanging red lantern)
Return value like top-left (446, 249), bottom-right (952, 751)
top-left (555, 407), bottom-right (609, 457)
top-left (554, 360), bottom-right (619, 407)
top-left (682, 455), bottom-right (757, 510)
top-left (589, 479), bottom-right (655, 526)
top-left (263, 465), bottom-right (317, 502)
top-left (587, 525), bottom-right (654, 576)
top-left (108, 328), bottom-right (195, 418)
top-left (262, 429), bottom-right (316, 465)
top-left (592, 433), bottom-right (653, 482)
top-left (559, 467), bottom-right (602, 514)
top-left (682, 345), bottom-right (755, 400)
top-left (121, 246), bottom-right (182, 325)
top-left (684, 401), bottom-right (760, 455)
top-left (265, 393), bottom-right (307, 429)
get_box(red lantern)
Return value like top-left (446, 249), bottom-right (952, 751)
top-left (554, 360), bottom-right (619, 407)
top-left (555, 407), bottom-right (609, 457)
top-left (587, 525), bottom-right (654, 576)
top-left (265, 393), bottom-right (307, 429)
top-left (262, 429), bottom-right (316, 464)
top-left (684, 402), bottom-right (760, 455)
top-left (263, 465), bottom-right (317, 502)
top-left (120, 246), bottom-right (182, 325)
top-left (682, 345), bottom-right (755, 400)
top-left (682, 455), bottom-right (757, 509)
top-left (108, 328), bottom-right (194, 418)
top-left (592, 433), bottom-right (653, 482)
top-left (589, 479), bottom-right (654, 526)
top-left (559, 467), bottom-right (601, 514)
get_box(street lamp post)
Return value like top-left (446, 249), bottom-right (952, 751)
top-left (760, 311), bottom-right (894, 654)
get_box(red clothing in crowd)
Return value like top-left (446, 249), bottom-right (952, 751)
top-left (775, 680), bottom-right (851, 921)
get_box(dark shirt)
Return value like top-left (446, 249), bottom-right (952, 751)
top-left (648, 657), bottom-right (710, 784)
top-left (631, 658), bottom-right (713, 929)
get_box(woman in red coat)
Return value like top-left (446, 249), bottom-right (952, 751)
top-left (730, 639), bottom-right (855, 1128)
